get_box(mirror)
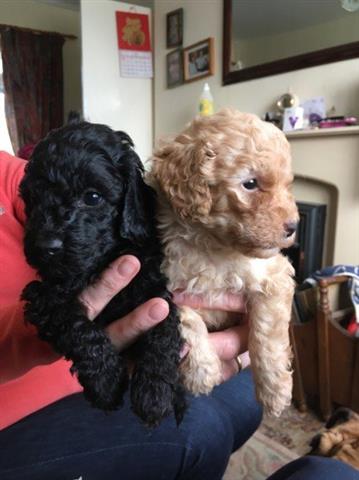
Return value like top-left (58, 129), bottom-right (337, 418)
top-left (223, 0), bottom-right (359, 84)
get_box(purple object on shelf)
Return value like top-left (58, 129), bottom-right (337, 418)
top-left (319, 116), bottom-right (358, 128)
top-left (309, 113), bottom-right (322, 124)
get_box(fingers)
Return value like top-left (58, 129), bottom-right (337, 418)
top-left (221, 360), bottom-right (240, 382)
top-left (221, 352), bottom-right (251, 382)
top-left (80, 254), bottom-right (170, 353)
top-left (209, 323), bottom-right (249, 361)
top-left (79, 256), bottom-right (141, 321)
top-left (173, 290), bottom-right (247, 312)
top-left (105, 298), bottom-right (169, 351)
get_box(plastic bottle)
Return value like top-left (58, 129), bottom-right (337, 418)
top-left (199, 83), bottom-right (214, 116)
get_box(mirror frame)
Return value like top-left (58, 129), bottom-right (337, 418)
top-left (223, 0), bottom-right (359, 85)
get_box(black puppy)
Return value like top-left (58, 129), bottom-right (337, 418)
top-left (20, 120), bottom-right (186, 426)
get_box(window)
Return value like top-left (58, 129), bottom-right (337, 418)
top-left (0, 53), bottom-right (14, 154)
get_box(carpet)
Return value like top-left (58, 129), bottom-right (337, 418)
top-left (259, 405), bottom-right (322, 455)
top-left (223, 431), bottom-right (299, 480)
top-left (224, 405), bottom-right (323, 479)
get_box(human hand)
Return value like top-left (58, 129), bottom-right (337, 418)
top-left (173, 291), bottom-right (250, 382)
top-left (2, 257), bottom-right (170, 384)
top-left (79, 255), bottom-right (169, 351)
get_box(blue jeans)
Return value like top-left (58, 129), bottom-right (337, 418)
top-left (269, 456), bottom-right (359, 479)
top-left (0, 368), bottom-right (262, 480)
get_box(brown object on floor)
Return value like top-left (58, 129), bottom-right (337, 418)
top-left (291, 275), bottom-right (359, 420)
top-left (224, 404), bottom-right (323, 479)
top-left (309, 408), bottom-right (359, 470)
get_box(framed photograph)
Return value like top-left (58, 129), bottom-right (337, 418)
top-left (166, 49), bottom-right (184, 88)
top-left (166, 8), bottom-right (183, 48)
top-left (183, 37), bottom-right (215, 83)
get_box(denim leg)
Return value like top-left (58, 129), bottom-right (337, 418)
top-left (178, 368), bottom-right (262, 479)
top-left (210, 367), bottom-right (263, 451)
top-left (0, 369), bottom-right (261, 480)
top-left (268, 456), bottom-right (359, 480)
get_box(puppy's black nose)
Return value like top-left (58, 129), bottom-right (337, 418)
top-left (36, 238), bottom-right (63, 256)
top-left (284, 221), bottom-right (298, 238)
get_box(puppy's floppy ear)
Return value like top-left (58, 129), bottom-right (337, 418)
top-left (151, 138), bottom-right (215, 222)
top-left (118, 149), bottom-right (156, 245)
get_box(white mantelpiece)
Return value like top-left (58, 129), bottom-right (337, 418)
top-left (287, 125), bottom-right (359, 139)
top-left (288, 129), bottom-right (359, 267)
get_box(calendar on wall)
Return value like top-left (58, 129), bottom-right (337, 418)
top-left (116, 10), bottom-right (153, 78)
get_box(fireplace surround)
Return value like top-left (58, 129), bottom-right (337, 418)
top-left (284, 202), bottom-right (326, 283)
top-left (287, 126), bottom-right (359, 268)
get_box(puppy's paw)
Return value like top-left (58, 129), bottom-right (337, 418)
top-left (181, 353), bottom-right (222, 395)
top-left (173, 384), bottom-right (188, 426)
top-left (21, 280), bottom-right (44, 303)
top-left (259, 371), bottom-right (293, 417)
top-left (73, 354), bottom-right (128, 411)
top-left (21, 281), bottom-right (51, 331)
top-left (130, 369), bottom-right (177, 427)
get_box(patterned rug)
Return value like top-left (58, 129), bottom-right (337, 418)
top-left (259, 404), bottom-right (323, 455)
top-left (224, 405), bottom-right (323, 479)
top-left (223, 431), bottom-right (299, 480)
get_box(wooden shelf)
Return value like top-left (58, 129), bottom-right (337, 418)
top-left (286, 125), bottom-right (359, 139)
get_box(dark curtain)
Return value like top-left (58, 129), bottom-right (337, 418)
top-left (0, 27), bottom-right (65, 153)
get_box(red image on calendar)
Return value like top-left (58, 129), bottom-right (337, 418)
top-left (116, 11), bottom-right (151, 51)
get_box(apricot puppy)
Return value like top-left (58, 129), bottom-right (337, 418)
top-left (150, 109), bottom-right (299, 416)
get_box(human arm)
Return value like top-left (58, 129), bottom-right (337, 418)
top-left (0, 303), bottom-right (58, 383)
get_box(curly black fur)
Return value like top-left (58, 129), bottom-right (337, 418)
top-left (20, 120), bottom-right (187, 426)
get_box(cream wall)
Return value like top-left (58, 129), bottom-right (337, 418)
top-left (81, 0), bottom-right (153, 161)
top-left (154, 0), bottom-right (359, 138)
top-left (154, 0), bottom-right (359, 266)
top-left (289, 131), bottom-right (359, 266)
top-left (0, 0), bottom-right (82, 119)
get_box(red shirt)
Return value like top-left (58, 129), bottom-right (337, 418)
top-left (0, 151), bottom-right (81, 430)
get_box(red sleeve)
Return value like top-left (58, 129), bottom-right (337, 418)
top-left (0, 153), bottom-right (81, 428)
top-left (2, 151), bottom-right (27, 225)
top-left (0, 303), bottom-right (58, 384)
top-left (0, 152), bottom-right (59, 383)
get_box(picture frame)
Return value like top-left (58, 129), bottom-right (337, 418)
top-left (183, 37), bottom-right (215, 83)
top-left (166, 49), bottom-right (184, 88)
top-left (166, 8), bottom-right (183, 48)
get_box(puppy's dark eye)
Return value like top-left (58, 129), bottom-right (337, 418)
top-left (83, 191), bottom-right (102, 206)
top-left (242, 178), bottom-right (258, 191)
